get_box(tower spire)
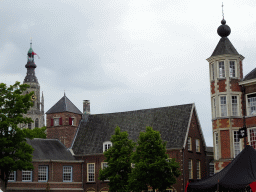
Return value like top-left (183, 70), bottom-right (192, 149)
top-left (222, 2), bottom-right (224, 20)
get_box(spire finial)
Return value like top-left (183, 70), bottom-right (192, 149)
top-left (30, 37), bottom-right (32, 48)
top-left (64, 90), bottom-right (66, 96)
top-left (222, 2), bottom-right (224, 19)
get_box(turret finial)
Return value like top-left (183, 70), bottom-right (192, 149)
top-left (30, 37), bottom-right (32, 48)
top-left (222, 2), bottom-right (224, 20)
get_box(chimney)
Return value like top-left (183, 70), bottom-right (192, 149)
top-left (83, 100), bottom-right (90, 115)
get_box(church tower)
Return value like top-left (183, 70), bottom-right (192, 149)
top-left (21, 41), bottom-right (45, 129)
top-left (207, 18), bottom-right (245, 173)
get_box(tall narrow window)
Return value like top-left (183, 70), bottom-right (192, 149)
top-left (219, 61), bottom-right (225, 78)
top-left (232, 96), bottom-right (238, 116)
top-left (38, 166), bottom-right (48, 182)
top-left (233, 131), bottom-right (241, 157)
top-left (87, 163), bottom-right (95, 182)
top-left (54, 118), bottom-right (59, 126)
top-left (63, 166), bottom-right (72, 182)
top-left (212, 64), bottom-right (215, 80)
top-left (35, 118), bottom-right (39, 128)
top-left (249, 128), bottom-right (256, 149)
top-left (28, 123), bottom-right (32, 129)
top-left (214, 132), bottom-right (219, 160)
top-left (230, 61), bottom-right (236, 77)
top-left (220, 96), bottom-right (227, 117)
top-left (197, 160), bottom-right (201, 179)
top-left (248, 94), bottom-right (256, 115)
top-left (187, 137), bottom-right (192, 151)
top-left (196, 139), bottom-right (200, 152)
top-left (22, 170), bottom-right (32, 182)
top-left (188, 159), bottom-right (193, 179)
top-left (101, 162), bottom-right (109, 181)
top-left (209, 162), bottom-right (214, 176)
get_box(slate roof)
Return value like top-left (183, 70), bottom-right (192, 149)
top-left (26, 138), bottom-right (75, 160)
top-left (211, 37), bottom-right (239, 57)
top-left (242, 68), bottom-right (256, 81)
top-left (72, 103), bottom-right (196, 155)
top-left (46, 95), bottom-right (82, 114)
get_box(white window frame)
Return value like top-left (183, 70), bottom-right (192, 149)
top-left (63, 166), bottom-right (72, 182)
top-left (188, 159), bottom-right (193, 179)
top-left (229, 61), bottom-right (236, 77)
top-left (233, 130), bottom-right (241, 158)
top-left (101, 162), bottom-right (109, 181)
top-left (8, 171), bottom-right (16, 182)
top-left (187, 137), bottom-right (192, 151)
top-left (54, 118), bottom-right (59, 126)
top-left (219, 61), bottom-right (225, 78)
top-left (196, 139), bottom-right (200, 152)
top-left (209, 162), bottom-right (214, 176)
top-left (197, 160), bottom-right (201, 179)
top-left (247, 93), bottom-right (256, 116)
top-left (214, 132), bottom-right (219, 160)
top-left (231, 95), bottom-right (238, 116)
top-left (212, 97), bottom-right (216, 118)
top-left (22, 170), bottom-right (32, 182)
top-left (87, 163), bottom-right (95, 182)
top-left (71, 118), bottom-right (75, 126)
top-left (248, 127), bottom-right (256, 149)
top-left (220, 96), bottom-right (227, 117)
top-left (103, 141), bottom-right (112, 152)
top-left (211, 63), bottom-right (215, 80)
top-left (38, 166), bottom-right (48, 182)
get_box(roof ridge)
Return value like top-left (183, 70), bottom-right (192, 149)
top-left (243, 67), bottom-right (256, 81)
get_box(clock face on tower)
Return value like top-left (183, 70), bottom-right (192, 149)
top-left (31, 94), bottom-right (37, 101)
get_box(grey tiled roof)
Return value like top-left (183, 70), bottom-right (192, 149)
top-left (242, 68), bottom-right (256, 81)
top-left (72, 104), bottom-right (194, 155)
top-left (27, 139), bottom-right (75, 160)
top-left (46, 95), bottom-right (82, 114)
top-left (211, 37), bottom-right (239, 57)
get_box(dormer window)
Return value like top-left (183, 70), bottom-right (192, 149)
top-left (103, 141), bottom-right (112, 152)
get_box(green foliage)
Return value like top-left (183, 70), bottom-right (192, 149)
top-left (0, 82), bottom-right (35, 192)
top-left (23, 126), bottom-right (47, 139)
top-left (99, 126), bottom-right (135, 192)
top-left (128, 127), bottom-right (181, 192)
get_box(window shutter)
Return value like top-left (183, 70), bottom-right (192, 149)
top-left (69, 117), bottom-right (72, 125)
top-left (59, 117), bottom-right (62, 125)
top-left (51, 118), bottom-right (53, 126)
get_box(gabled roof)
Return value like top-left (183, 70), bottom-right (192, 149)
top-left (242, 67), bottom-right (256, 81)
top-left (211, 37), bottom-right (239, 57)
top-left (46, 95), bottom-right (82, 114)
top-left (26, 138), bottom-right (75, 160)
top-left (72, 103), bottom-right (203, 155)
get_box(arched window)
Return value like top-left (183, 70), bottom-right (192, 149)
top-left (103, 141), bottom-right (112, 152)
top-left (35, 118), bottom-right (39, 128)
top-left (28, 123), bottom-right (32, 129)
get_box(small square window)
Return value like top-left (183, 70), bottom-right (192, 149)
top-left (54, 118), bottom-right (59, 126)
top-left (63, 166), bottom-right (72, 182)
top-left (22, 170), bottom-right (32, 182)
top-left (8, 171), bottom-right (16, 182)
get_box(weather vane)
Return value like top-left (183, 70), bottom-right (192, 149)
top-left (222, 2), bottom-right (224, 19)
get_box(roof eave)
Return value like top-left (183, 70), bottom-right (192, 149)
top-left (207, 54), bottom-right (245, 63)
top-left (239, 79), bottom-right (256, 86)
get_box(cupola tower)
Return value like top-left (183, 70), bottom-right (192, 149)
top-left (207, 18), bottom-right (245, 173)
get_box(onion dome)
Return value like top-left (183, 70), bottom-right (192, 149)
top-left (217, 19), bottom-right (231, 37)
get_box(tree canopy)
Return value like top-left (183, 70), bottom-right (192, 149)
top-left (0, 82), bottom-right (35, 192)
top-left (128, 126), bottom-right (181, 192)
top-left (99, 126), bottom-right (135, 192)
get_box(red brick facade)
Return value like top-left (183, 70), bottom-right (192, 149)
top-left (6, 161), bottom-right (83, 192)
top-left (217, 79), bottom-right (226, 92)
top-left (211, 81), bottom-right (215, 94)
top-left (230, 79), bottom-right (240, 92)
top-left (46, 112), bottom-right (82, 148)
top-left (220, 130), bottom-right (230, 159)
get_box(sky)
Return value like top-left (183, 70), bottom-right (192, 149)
top-left (1, 0), bottom-right (256, 147)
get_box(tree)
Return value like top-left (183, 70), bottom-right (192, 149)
top-left (22, 126), bottom-right (47, 139)
top-left (0, 82), bottom-right (35, 192)
top-left (128, 126), bottom-right (181, 192)
top-left (99, 126), bottom-right (135, 192)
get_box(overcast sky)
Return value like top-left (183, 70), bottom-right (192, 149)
top-left (1, 0), bottom-right (256, 147)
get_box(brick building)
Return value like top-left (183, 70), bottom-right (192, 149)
top-left (6, 139), bottom-right (83, 192)
top-left (45, 96), bottom-right (208, 192)
top-left (208, 18), bottom-right (256, 173)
